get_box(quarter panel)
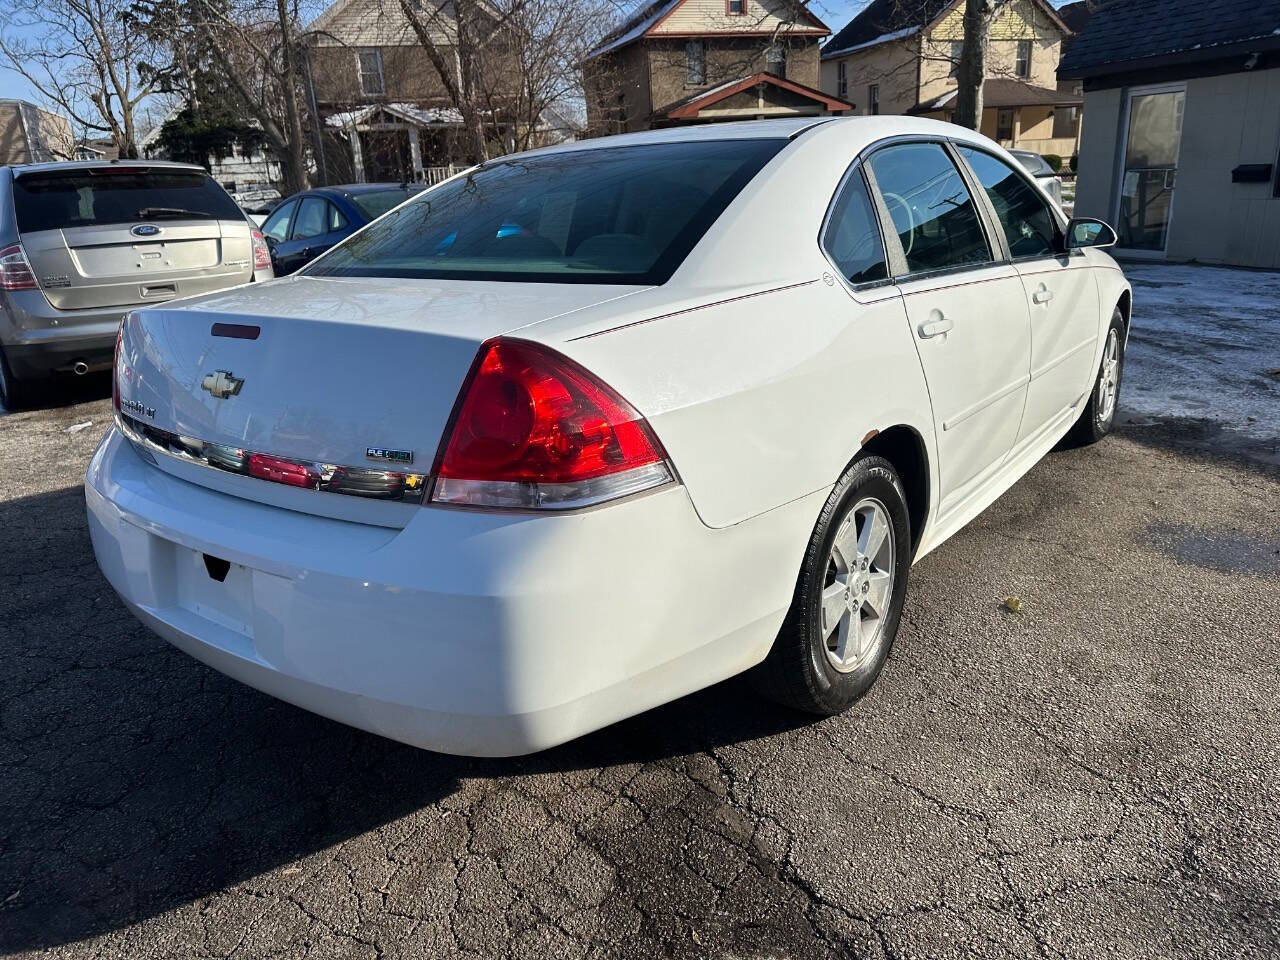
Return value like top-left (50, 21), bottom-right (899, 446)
top-left (562, 278), bottom-right (934, 529)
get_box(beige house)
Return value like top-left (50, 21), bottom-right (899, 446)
top-left (0, 100), bottom-right (73, 166)
top-left (306, 0), bottom-right (523, 182)
top-left (1061, 0), bottom-right (1280, 268)
top-left (582, 0), bottom-right (852, 134)
top-left (820, 0), bottom-right (1082, 159)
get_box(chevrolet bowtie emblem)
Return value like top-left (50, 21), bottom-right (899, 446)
top-left (201, 370), bottom-right (244, 399)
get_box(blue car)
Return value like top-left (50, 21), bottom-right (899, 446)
top-left (259, 183), bottom-right (424, 275)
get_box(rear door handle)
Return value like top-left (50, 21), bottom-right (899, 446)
top-left (1032, 285), bottom-right (1054, 304)
top-left (917, 315), bottom-right (954, 339)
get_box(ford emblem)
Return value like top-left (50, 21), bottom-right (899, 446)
top-left (131, 224), bottom-right (162, 237)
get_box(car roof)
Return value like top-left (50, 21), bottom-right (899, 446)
top-left (7, 159), bottom-right (207, 177)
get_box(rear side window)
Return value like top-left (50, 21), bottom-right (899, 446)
top-left (957, 146), bottom-right (1059, 259)
top-left (867, 142), bottom-right (992, 276)
top-left (12, 169), bottom-right (243, 233)
top-left (291, 197), bottom-right (328, 240)
top-left (308, 139), bottom-right (786, 285)
top-left (821, 168), bottom-right (887, 285)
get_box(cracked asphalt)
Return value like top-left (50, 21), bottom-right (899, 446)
top-left (2, 375), bottom-right (1278, 959)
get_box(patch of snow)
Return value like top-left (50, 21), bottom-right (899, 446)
top-left (822, 26), bottom-right (920, 60)
top-left (1119, 263), bottom-right (1280, 443)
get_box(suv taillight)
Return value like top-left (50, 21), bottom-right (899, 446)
top-left (431, 338), bottom-right (673, 509)
top-left (251, 230), bottom-right (271, 271)
top-left (0, 243), bottom-right (37, 291)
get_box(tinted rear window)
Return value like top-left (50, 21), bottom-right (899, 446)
top-left (1012, 152), bottom-right (1053, 176)
top-left (306, 139), bottom-right (786, 285)
top-left (13, 169), bottom-right (244, 233)
top-left (349, 189), bottom-right (416, 220)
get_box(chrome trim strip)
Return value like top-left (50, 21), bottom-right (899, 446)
top-left (116, 412), bottom-right (429, 504)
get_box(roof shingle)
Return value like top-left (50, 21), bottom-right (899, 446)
top-left (1058, 0), bottom-right (1280, 76)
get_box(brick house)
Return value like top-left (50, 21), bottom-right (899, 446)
top-left (819, 0), bottom-right (1083, 158)
top-left (581, 0), bottom-right (853, 134)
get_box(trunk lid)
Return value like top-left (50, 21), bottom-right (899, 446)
top-left (117, 275), bottom-right (646, 512)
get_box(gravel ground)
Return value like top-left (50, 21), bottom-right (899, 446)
top-left (2, 369), bottom-right (1279, 959)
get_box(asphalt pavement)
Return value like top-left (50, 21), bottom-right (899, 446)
top-left (1, 377), bottom-right (1278, 959)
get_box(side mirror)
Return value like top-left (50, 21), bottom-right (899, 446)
top-left (1065, 217), bottom-right (1118, 250)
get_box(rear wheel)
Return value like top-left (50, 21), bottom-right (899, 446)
top-left (752, 455), bottom-right (912, 715)
top-left (0, 346), bottom-right (31, 410)
top-left (1066, 309), bottom-right (1125, 446)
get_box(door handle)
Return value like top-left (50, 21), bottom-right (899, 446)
top-left (1032, 285), bottom-right (1054, 304)
top-left (917, 315), bottom-right (954, 339)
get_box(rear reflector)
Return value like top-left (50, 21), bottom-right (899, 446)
top-left (431, 338), bottom-right (673, 509)
top-left (0, 243), bottom-right (37, 291)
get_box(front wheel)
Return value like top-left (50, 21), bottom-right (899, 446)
top-left (1066, 309), bottom-right (1125, 446)
top-left (751, 455), bottom-right (912, 715)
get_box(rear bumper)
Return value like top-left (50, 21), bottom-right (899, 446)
top-left (0, 290), bottom-right (121, 376)
top-left (86, 428), bottom-right (818, 755)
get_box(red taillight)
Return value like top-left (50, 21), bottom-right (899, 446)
top-left (248, 453), bottom-right (320, 489)
top-left (0, 243), bottom-right (37, 291)
top-left (251, 230), bottom-right (271, 271)
top-left (431, 338), bottom-right (672, 509)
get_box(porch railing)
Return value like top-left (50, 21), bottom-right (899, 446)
top-left (420, 164), bottom-right (464, 185)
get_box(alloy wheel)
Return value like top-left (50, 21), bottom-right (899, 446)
top-left (1096, 328), bottom-right (1120, 425)
top-left (820, 497), bottom-right (896, 673)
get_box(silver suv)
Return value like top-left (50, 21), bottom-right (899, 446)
top-left (0, 161), bottom-right (273, 407)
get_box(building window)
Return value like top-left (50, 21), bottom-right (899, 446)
top-left (949, 40), bottom-right (963, 77)
top-left (686, 40), bottom-right (706, 85)
top-left (765, 43), bottom-right (785, 79)
top-left (869, 83), bottom-right (880, 115)
top-left (1052, 105), bottom-right (1078, 139)
top-left (726, 0), bottom-right (746, 13)
top-left (358, 49), bottom-right (385, 96)
top-left (837, 60), bottom-right (847, 99)
top-left (1015, 40), bottom-right (1031, 79)
top-left (997, 108), bottom-right (1015, 140)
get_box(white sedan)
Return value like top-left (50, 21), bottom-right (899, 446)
top-left (87, 117), bottom-right (1130, 756)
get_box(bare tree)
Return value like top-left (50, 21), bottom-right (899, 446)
top-left (0, 0), bottom-right (170, 157)
top-left (951, 0), bottom-right (998, 129)
top-left (189, 0), bottom-right (313, 191)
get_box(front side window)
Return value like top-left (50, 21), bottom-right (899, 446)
top-left (866, 142), bottom-right (992, 276)
top-left (261, 198), bottom-right (297, 241)
top-left (358, 49), bottom-right (385, 96)
top-left (1015, 39), bottom-right (1031, 78)
top-left (869, 83), bottom-right (880, 115)
top-left (686, 41), bottom-right (706, 85)
top-left (957, 146), bottom-right (1059, 259)
top-left (306, 138), bottom-right (785, 285)
top-left (765, 44), bottom-right (785, 79)
top-left (821, 167), bottom-right (887, 285)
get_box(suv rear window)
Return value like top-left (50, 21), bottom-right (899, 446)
top-left (306, 139), bottom-right (785, 285)
top-left (12, 169), bottom-right (244, 233)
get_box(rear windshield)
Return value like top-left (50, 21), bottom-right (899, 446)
top-left (12, 169), bottom-right (244, 233)
top-left (1012, 153), bottom-right (1053, 176)
top-left (306, 139), bottom-right (786, 285)
top-left (349, 188), bottom-right (418, 220)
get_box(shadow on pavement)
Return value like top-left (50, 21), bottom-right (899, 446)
top-left (0, 485), bottom-right (813, 952)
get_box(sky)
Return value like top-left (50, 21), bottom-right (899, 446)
top-left (0, 0), bottom-right (1070, 125)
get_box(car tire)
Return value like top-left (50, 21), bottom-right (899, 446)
top-left (752, 455), bottom-right (912, 716)
top-left (1066, 308), bottom-right (1125, 447)
top-left (0, 345), bottom-right (30, 410)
